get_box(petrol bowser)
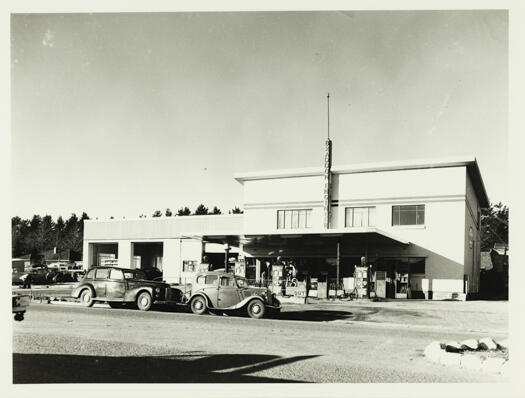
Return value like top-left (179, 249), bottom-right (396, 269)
top-left (234, 259), bottom-right (246, 277)
top-left (375, 271), bottom-right (387, 298)
top-left (271, 264), bottom-right (284, 294)
top-left (353, 266), bottom-right (369, 298)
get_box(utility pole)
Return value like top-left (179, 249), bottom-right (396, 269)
top-left (224, 242), bottom-right (230, 273)
top-left (323, 93), bottom-right (332, 230)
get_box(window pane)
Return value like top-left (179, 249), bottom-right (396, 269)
top-left (277, 210), bottom-right (285, 229)
top-left (353, 208), bottom-right (367, 227)
top-left (392, 207), bottom-right (400, 226)
top-left (393, 205), bottom-right (424, 225)
top-left (291, 210), bottom-right (299, 228)
top-left (298, 210), bottom-right (306, 228)
top-left (109, 269), bottom-right (124, 280)
top-left (398, 206), bottom-right (416, 225)
top-left (345, 208), bottom-right (353, 227)
top-left (305, 210), bottom-right (311, 228)
top-left (368, 207), bottom-right (376, 227)
top-left (95, 268), bottom-right (110, 279)
top-left (86, 269), bottom-right (95, 278)
top-left (284, 211), bottom-right (291, 229)
top-left (205, 275), bottom-right (218, 285)
top-left (416, 205), bottom-right (425, 225)
top-left (220, 277), bottom-right (234, 287)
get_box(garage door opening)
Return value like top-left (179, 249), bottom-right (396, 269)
top-left (90, 243), bottom-right (118, 267)
top-left (132, 242), bottom-right (163, 280)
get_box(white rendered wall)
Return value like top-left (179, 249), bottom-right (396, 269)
top-left (243, 175), bottom-right (324, 204)
top-left (163, 239), bottom-right (182, 284)
top-left (179, 239), bottom-right (203, 284)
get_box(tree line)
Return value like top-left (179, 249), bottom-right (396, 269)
top-left (11, 213), bottom-right (90, 258)
top-left (11, 205), bottom-right (243, 258)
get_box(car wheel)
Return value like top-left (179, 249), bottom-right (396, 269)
top-left (190, 296), bottom-right (207, 315)
top-left (247, 299), bottom-right (266, 319)
top-left (80, 289), bottom-right (94, 307)
top-left (136, 292), bottom-right (152, 311)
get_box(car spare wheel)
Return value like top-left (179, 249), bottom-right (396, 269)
top-left (190, 296), bottom-right (207, 315)
top-left (247, 299), bottom-right (266, 319)
top-left (80, 289), bottom-right (94, 307)
top-left (136, 292), bottom-right (152, 311)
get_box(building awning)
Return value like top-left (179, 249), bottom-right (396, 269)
top-left (203, 227), bottom-right (409, 247)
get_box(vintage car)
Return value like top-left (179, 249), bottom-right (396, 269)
top-left (71, 266), bottom-right (173, 311)
top-left (185, 271), bottom-right (281, 319)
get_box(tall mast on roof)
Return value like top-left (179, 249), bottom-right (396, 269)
top-left (323, 93), bottom-right (332, 230)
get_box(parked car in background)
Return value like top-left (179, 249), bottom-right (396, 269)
top-left (71, 266), bottom-right (174, 311)
top-left (47, 263), bottom-right (86, 282)
top-left (183, 271), bottom-right (281, 319)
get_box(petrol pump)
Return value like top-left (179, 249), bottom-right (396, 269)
top-left (271, 264), bottom-right (284, 294)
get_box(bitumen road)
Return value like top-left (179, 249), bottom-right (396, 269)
top-left (13, 303), bottom-right (507, 383)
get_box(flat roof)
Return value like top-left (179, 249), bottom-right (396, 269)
top-left (234, 155), bottom-right (490, 208)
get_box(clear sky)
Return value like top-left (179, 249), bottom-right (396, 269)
top-left (10, 10), bottom-right (508, 220)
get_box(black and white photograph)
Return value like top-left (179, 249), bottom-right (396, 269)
top-left (5, 1), bottom-right (521, 396)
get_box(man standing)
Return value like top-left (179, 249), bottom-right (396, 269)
top-left (21, 272), bottom-right (32, 289)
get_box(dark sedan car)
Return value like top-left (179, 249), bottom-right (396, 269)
top-left (71, 267), bottom-right (173, 311)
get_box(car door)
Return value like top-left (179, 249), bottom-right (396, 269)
top-left (197, 274), bottom-right (219, 307)
top-left (107, 268), bottom-right (126, 300)
top-left (94, 268), bottom-right (110, 298)
top-left (217, 275), bottom-right (241, 309)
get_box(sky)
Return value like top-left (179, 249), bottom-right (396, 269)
top-left (10, 10), bottom-right (508, 220)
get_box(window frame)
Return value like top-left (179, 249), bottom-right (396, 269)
top-left (276, 209), bottom-right (313, 229)
top-left (95, 268), bottom-right (110, 280)
top-left (109, 268), bottom-right (124, 280)
top-left (392, 204), bottom-right (425, 226)
top-left (344, 206), bottom-right (376, 228)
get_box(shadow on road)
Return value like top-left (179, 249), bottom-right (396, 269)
top-left (277, 310), bottom-right (354, 322)
top-left (13, 352), bottom-right (319, 383)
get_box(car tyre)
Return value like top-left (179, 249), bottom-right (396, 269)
top-left (136, 291), bottom-right (152, 311)
top-left (80, 289), bottom-right (94, 307)
top-left (190, 296), bottom-right (207, 315)
top-left (247, 299), bottom-right (266, 319)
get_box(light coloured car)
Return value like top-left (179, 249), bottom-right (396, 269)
top-left (186, 271), bottom-right (281, 319)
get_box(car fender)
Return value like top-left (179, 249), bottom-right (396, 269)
top-left (225, 295), bottom-right (266, 310)
top-left (188, 292), bottom-right (213, 308)
top-left (72, 284), bottom-right (95, 299)
top-left (124, 286), bottom-right (153, 302)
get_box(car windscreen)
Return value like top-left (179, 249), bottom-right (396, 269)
top-left (235, 277), bottom-right (249, 288)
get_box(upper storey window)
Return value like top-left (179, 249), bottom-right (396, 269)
top-left (345, 207), bottom-right (376, 227)
top-left (277, 209), bottom-right (312, 229)
top-left (392, 205), bottom-right (425, 226)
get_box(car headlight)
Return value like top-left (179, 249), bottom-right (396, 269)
top-left (155, 288), bottom-right (160, 293)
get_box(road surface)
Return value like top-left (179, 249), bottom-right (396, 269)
top-left (13, 303), bottom-right (507, 383)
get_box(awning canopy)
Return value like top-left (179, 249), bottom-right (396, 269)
top-left (202, 228), bottom-right (409, 254)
